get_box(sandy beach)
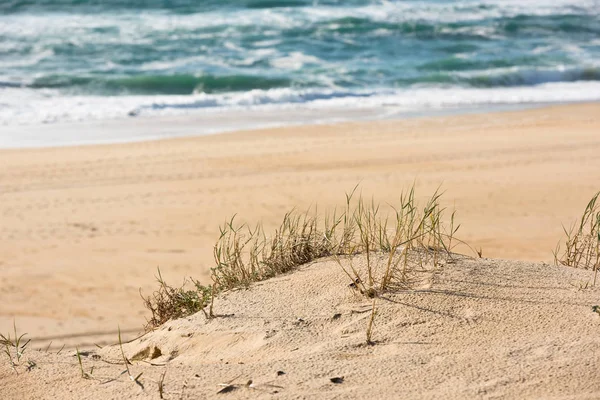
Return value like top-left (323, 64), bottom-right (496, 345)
top-left (1, 102), bottom-right (600, 345)
top-left (1, 103), bottom-right (600, 398)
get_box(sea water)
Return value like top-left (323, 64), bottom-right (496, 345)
top-left (1, 0), bottom-right (599, 143)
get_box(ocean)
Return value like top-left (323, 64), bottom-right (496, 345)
top-left (1, 0), bottom-right (599, 136)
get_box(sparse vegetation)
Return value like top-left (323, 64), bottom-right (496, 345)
top-left (213, 185), bottom-right (458, 297)
top-left (142, 184), bottom-right (463, 345)
top-left (119, 326), bottom-right (144, 388)
top-left (331, 186), bottom-right (457, 300)
top-left (141, 268), bottom-right (213, 330)
top-left (365, 298), bottom-right (377, 345)
top-left (212, 209), bottom-right (335, 289)
top-left (554, 191), bottom-right (600, 285)
top-left (157, 369), bottom-right (167, 399)
top-left (76, 347), bottom-right (94, 379)
top-left (1, 321), bottom-right (30, 373)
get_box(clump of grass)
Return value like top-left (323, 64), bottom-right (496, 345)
top-left (212, 210), bottom-right (334, 289)
top-left (554, 191), bottom-right (600, 285)
top-left (141, 268), bottom-right (213, 330)
top-left (212, 185), bottom-right (459, 294)
top-left (1, 321), bottom-right (30, 373)
top-left (342, 186), bottom-right (454, 296)
top-left (143, 185), bottom-right (462, 334)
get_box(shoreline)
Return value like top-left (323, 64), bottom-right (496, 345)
top-left (1, 102), bottom-right (600, 351)
top-left (0, 100), bottom-right (587, 150)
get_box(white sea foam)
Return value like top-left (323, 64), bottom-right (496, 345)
top-left (2, 81), bottom-right (600, 128)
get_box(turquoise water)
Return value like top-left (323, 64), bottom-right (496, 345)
top-left (1, 0), bottom-right (600, 126)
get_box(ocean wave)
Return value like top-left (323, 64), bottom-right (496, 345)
top-left (0, 80), bottom-right (23, 88)
top-left (462, 67), bottom-right (600, 87)
top-left (2, 1), bottom-right (598, 29)
top-left (22, 65), bottom-right (600, 97)
top-left (28, 74), bottom-right (293, 95)
top-left (3, 81), bottom-right (600, 127)
top-left (386, 66), bottom-right (600, 87)
top-left (0, 0), bottom-right (359, 14)
top-left (2, 8), bottom-right (597, 94)
top-left (144, 88), bottom-right (376, 110)
top-left (137, 80), bottom-right (600, 113)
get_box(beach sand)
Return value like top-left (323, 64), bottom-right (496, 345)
top-left (2, 255), bottom-right (600, 399)
top-left (1, 103), bottom-right (600, 398)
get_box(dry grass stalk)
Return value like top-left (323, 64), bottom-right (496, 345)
top-left (76, 347), bottom-right (96, 380)
top-left (118, 326), bottom-right (144, 388)
top-left (157, 370), bottom-right (167, 399)
top-left (366, 298), bottom-right (377, 345)
top-left (554, 191), bottom-right (600, 285)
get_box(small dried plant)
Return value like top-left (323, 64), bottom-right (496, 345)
top-left (335, 186), bottom-right (456, 299)
top-left (75, 347), bottom-right (95, 379)
top-left (118, 326), bottom-right (144, 388)
top-left (554, 191), bottom-right (600, 285)
top-left (1, 321), bottom-right (30, 373)
top-left (141, 268), bottom-right (213, 330)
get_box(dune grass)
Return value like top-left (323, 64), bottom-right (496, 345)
top-left (1, 321), bottom-right (30, 373)
top-left (332, 186), bottom-right (459, 299)
top-left (554, 191), bottom-right (600, 285)
top-left (213, 185), bottom-right (459, 295)
top-left (141, 268), bottom-right (213, 329)
top-left (142, 185), bottom-right (461, 331)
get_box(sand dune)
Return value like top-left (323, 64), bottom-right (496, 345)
top-left (2, 254), bottom-right (600, 399)
top-left (1, 103), bottom-right (600, 395)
